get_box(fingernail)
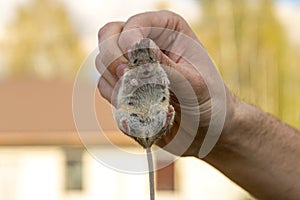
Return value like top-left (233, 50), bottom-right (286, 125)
top-left (116, 64), bottom-right (127, 78)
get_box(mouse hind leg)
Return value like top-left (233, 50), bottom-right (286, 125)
top-left (164, 105), bottom-right (175, 128)
top-left (114, 109), bottom-right (131, 134)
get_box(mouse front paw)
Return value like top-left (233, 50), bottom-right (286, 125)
top-left (164, 105), bottom-right (175, 128)
top-left (130, 79), bottom-right (139, 86)
top-left (161, 77), bottom-right (170, 86)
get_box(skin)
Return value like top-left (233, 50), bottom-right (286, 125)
top-left (96, 11), bottom-right (300, 200)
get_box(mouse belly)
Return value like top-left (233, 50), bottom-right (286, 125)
top-left (114, 104), bottom-right (175, 148)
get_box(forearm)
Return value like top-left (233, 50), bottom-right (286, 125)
top-left (203, 97), bottom-right (300, 200)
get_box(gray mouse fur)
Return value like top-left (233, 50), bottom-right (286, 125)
top-left (114, 38), bottom-right (175, 148)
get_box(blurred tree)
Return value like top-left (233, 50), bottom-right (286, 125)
top-left (2, 0), bottom-right (85, 79)
top-left (193, 0), bottom-right (300, 129)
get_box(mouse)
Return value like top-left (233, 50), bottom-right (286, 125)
top-left (114, 38), bottom-right (175, 148)
top-left (114, 38), bottom-right (176, 200)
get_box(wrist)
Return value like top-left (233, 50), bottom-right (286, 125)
top-left (202, 91), bottom-right (262, 163)
top-left (220, 87), bottom-right (239, 142)
top-left (201, 90), bottom-right (252, 160)
top-left (191, 87), bottom-right (240, 159)
top-left (201, 91), bottom-right (300, 199)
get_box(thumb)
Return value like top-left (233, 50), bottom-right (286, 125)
top-left (154, 45), bottom-right (183, 84)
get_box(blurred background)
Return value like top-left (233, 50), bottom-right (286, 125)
top-left (0, 0), bottom-right (299, 199)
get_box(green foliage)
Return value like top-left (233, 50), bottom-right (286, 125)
top-left (2, 0), bottom-right (85, 79)
top-left (193, 0), bottom-right (300, 129)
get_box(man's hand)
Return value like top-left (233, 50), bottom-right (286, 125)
top-left (96, 10), bottom-right (300, 200)
top-left (96, 10), bottom-right (235, 157)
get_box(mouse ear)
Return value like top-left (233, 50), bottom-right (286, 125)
top-left (148, 40), bottom-right (161, 60)
top-left (139, 38), bottom-right (151, 48)
top-left (148, 39), bottom-right (157, 49)
top-left (148, 39), bottom-right (160, 52)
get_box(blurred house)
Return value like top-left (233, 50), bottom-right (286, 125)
top-left (0, 0), bottom-right (298, 199)
top-left (0, 78), bottom-right (251, 200)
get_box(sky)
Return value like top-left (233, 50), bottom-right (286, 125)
top-left (275, 1), bottom-right (300, 45)
top-left (277, 0), bottom-right (300, 3)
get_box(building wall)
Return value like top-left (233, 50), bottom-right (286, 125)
top-left (0, 147), bottom-right (63, 200)
top-left (0, 146), bottom-right (253, 200)
top-left (177, 157), bottom-right (251, 200)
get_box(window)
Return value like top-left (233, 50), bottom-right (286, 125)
top-left (64, 147), bottom-right (83, 191)
top-left (156, 161), bottom-right (175, 191)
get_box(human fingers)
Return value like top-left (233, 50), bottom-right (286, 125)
top-left (97, 77), bottom-right (113, 103)
top-left (118, 10), bottom-right (198, 55)
top-left (97, 22), bottom-right (127, 86)
top-left (95, 54), bottom-right (118, 87)
top-left (156, 45), bottom-right (201, 88)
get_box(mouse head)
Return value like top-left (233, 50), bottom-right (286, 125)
top-left (127, 38), bottom-right (158, 70)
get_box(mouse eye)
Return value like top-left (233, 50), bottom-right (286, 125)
top-left (128, 102), bottom-right (134, 106)
top-left (133, 59), bottom-right (138, 64)
top-left (149, 56), bottom-right (154, 61)
top-left (161, 96), bottom-right (166, 102)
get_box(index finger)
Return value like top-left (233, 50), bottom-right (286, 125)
top-left (96, 22), bottom-right (127, 87)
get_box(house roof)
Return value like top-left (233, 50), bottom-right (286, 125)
top-left (0, 78), bottom-right (134, 146)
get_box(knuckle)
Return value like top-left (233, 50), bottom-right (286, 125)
top-left (95, 54), bottom-right (104, 73)
top-left (98, 22), bottom-right (119, 41)
top-left (97, 79), bottom-right (106, 95)
top-left (158, 10), bottom-right (186, 26)
top-left (125, 13), bottom-right (143, 24)
top-left (158, 10), bottom-right (182, 19)
top-left (97, 46), bottom-right (114, 68)
top-left (98, 23), bottom-right (109, 40)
